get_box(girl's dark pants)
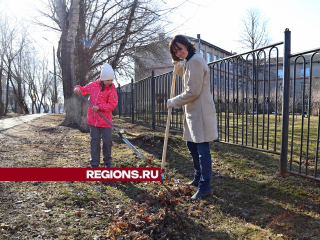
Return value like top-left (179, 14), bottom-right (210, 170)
top-left (186, 141), bottom-right (212, 192)
top-left (90, 125), bottom-right (112, 167)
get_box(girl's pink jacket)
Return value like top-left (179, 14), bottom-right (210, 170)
top-left (74, 79), bottom-right (118, 128)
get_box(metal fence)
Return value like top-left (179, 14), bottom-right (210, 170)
top-left (113, 29), bottom-right (320, 181)
top-left (114, 71), bottom-right (185, 130)
top-left (281, 29), bottom-right (320, 181)
top-left (209, 42), bottom-right (283, 154)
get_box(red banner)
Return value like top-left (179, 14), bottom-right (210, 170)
top-left (0, 168), bottom-right (161, 181)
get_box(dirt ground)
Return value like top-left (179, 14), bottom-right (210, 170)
top-left (0, 114), bottom-right (202, 239)
top-left (1, 114), bottom-right (320, 240)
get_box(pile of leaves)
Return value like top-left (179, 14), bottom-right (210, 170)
top-left (0, 114), bottom-right (320, 239)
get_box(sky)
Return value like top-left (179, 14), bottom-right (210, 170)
top-left (0, 0), bottom-right (60, 73)
top-left (0, 0), bottom-right (319, 75)
top-left (167, 0), bottom-right (320, 55)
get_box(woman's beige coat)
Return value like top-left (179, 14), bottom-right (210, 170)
top-left (169, 53), bottom-right (218, 143)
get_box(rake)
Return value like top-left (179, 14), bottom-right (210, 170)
top-left (146, 67), bottom-right (178, 203)
top-left (80, 94), bottom-right (144, 158)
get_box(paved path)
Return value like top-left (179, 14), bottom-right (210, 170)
top-left (0, 113), bottom-right (48, 131)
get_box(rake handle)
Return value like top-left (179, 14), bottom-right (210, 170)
top-left (161, 68), bottom-right (178, 170)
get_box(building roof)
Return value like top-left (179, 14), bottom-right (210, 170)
top-left (184, 35), bottom-right (233, 56)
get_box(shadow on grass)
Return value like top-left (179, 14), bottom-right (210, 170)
top-left (208, 142), bottom-right (320, 238)
top-left (114, 117), bottom-right (320, 239)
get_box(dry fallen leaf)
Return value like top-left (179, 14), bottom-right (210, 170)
top-left (141, 216), bottom-right (150, 222)
top-left (118, 222), bottom-right (128, 229)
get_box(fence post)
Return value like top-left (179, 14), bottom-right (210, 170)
top-left (280, 28), bottom-right (291, 177)
top-left (151, 70), bottom-right (155, 130)
top-left (118, 84), bottom-right (121, 118)
top-left (131, 78), bottom-right (134, 124)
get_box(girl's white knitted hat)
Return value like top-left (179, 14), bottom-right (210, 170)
top-left (100, 63), bottom-right (114, 80)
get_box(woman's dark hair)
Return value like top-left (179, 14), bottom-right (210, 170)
top-left (169, 35), bottom-right (196, 61)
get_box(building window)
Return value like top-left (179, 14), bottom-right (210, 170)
top-left (229, 62), bottom-right (233, 72)
top-left (278, 69), bottom-right (283, 78)
top-left (301, 67), bottom-right (310, 77)
top-left (230, 79), bottom-right (233, 89)
top-left (213, 55), bottom-right (217, 61)
top-left (206, 52), bottom-right (211, 63)
top-left (200, 49), bottom-right (204, 57)
top-left (279, 83), bottom-right (283, 93)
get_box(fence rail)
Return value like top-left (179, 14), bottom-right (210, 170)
top-left (113, 29), bottom-right (320, 181)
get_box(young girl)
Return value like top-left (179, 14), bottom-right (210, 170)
top-left (74, 63), bottom-right (118, 168)
top-left (167, 35), bottom-right (218, 200)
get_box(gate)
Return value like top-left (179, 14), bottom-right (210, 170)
top-left (114, 29), bottom-right (320, 181)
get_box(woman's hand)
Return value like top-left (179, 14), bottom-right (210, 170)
top-left (167, 99), bottom-right (173, 108)
top-left (74, 87), bottom-right (81, 95)
top-left (92, 106), bottom-right (99, 112)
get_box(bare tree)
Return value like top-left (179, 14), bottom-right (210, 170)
top-left (0, 15), bottom-right (29, 115)
top-left (9, 36), bottom-right (32, 114)
top-left (55, 0), bottom-right (80, 123)
top-left (32, 0), bottom-right (177, 127)
top-left (0, 9), bottom-right (61, 116)
top-left (0, 49), bottom-right (4, 116)
top-left (21, 47), bottom-right (54, 113)
top-left (238, 8), bottom-right (271, 50)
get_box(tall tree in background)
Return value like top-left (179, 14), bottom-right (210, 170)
top-left (23, 49), bottom-right (52, 113)
top-left (238, 8), bottom-right (271, 50)
top-left (0, 11), bottom-right (59, 116)
top-left (237, 8), bottom-right (271, 113)
top-left (33, 0), bottom-right (175, 127)
top-left (0, 15), bottom-right (29, 115)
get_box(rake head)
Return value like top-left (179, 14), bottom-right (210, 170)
top-left (145, 169), bottom-right (178, 203)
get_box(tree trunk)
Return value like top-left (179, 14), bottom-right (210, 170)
top-left (0, 55), bottom-right (4, 116)
top-left (75, 0), bottom-right (90, 132)
top-left (55, 0), bottom-right (80, 125)
top-left (4, 59), bottom-right (11, 116)
top-left (8, 77), bottom-right (28, 114)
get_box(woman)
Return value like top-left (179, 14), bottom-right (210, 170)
top-left (74, 63), bottom-right (118, 168)
top-left (167, 35), bottom-right (218, 201)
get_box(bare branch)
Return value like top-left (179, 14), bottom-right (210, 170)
top-left (238, 8), bottom-right (271, 50)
